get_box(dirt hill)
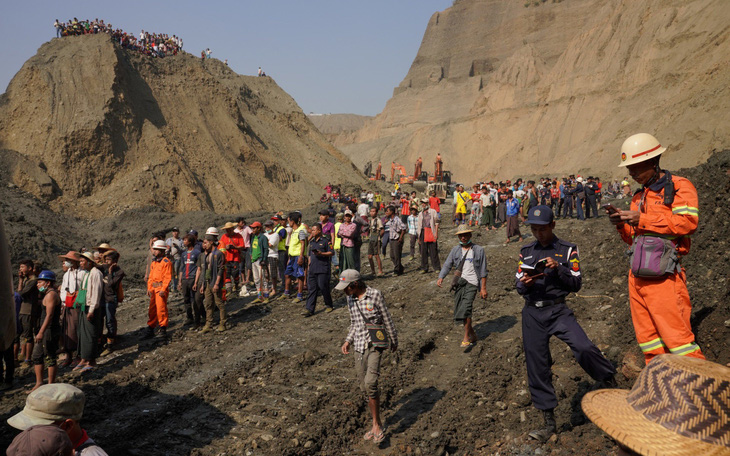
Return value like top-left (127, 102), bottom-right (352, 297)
top-left (338, 0), bottom-right (730, 183)
top-left (0, 34), bottom-right (364, 217)
top-left (308, 114), bottom-right (373, 147)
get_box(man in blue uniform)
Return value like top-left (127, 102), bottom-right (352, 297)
top-left (516, 205), bottom-right (615, 442)
top-left (303, 223), bottom-right (334, 317)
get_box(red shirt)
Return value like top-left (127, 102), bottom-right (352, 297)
top-left (401, 198), bottom-right (410, 216)
top-left (219, 232), bottom-right (244, 262)
top-left (429, 196), bottom-right (441, 213)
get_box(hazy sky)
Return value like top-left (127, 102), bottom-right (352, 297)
top-left (0, 1), bottom-right (452, 116)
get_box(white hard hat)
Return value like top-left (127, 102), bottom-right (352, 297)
top-left (152, 240), bottom-right (167, 250)
top-left (205, 227), bottom-right (219, 236)
top-left (619, 133), bottom-right (666, 167)
top-left (576, 177), bottom-right (583, 183)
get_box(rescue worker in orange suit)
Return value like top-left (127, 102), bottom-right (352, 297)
top-left (608, 133), bottom-right (704, 364)
top-left (143, 240), bottom-right (173, 339)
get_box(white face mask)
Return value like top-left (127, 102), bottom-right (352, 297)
top-left (63, 261), bottom-right (73, 268)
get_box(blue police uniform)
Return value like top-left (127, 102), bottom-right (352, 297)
top-left (515, 207), bottom-right (614, 412)
top-left (305, 235), bottom-right (333, 314)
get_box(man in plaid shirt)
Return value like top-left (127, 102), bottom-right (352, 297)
top-left (339, 270), bottom-right (398, 445)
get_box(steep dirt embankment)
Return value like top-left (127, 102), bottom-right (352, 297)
top-left (0, 34), bottom-right (364, 217)
top-left (339, 0), bottom-right (730, 183)
top-left (307, 114), bottom-right (373, 147)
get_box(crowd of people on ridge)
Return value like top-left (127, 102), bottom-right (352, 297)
top-left (3, 133), bottom-right (728, 455)
top-left (53, 18), bottom-right (183, 58)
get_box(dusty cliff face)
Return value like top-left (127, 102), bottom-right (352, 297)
top-left (339, 0), bottom-right (730, 182)
top-left (0, 34), bottom-right (364, 217)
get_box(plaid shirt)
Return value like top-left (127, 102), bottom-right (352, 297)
top-left (388, 215), bottom-right (406, 240)
top-left (407, 215), bottom-right (418, 236)
top-left (345, 287), bottom-right (398, 354)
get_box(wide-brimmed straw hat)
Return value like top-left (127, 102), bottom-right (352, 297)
top-left (581, 354), bottom-right (730, 456)
top-left (79, 251), bottom-right (96, 265)
top-left (57, 251), bottom-right (81, 262)
top-left (455, 226), bottom-right (473, 236)
top-left (221, 222), bottom-right (237, 230)
top-left (94, 243), bottom-right (116, 253)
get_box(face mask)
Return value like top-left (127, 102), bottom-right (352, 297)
top-left (459, 240), bottom-right (472, 246)
top-left (38, 287), bottom-right (47, 293)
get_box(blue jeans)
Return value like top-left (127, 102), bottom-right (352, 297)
top-left (103, 298), bottom-right (118, 338)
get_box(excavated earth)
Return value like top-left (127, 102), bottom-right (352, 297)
top-left (0, 152), bottom-right (728, 455)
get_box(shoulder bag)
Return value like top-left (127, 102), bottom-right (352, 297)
top-left (354, 300), bottom-right (390, 349)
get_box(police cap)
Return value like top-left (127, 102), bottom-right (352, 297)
top-left (526, 205), bottom-right (554, 225)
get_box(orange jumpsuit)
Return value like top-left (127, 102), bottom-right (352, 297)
top-left (617, 173), bottom-right (704, 364)
top-left (147, 257), bottom-right (173, 328)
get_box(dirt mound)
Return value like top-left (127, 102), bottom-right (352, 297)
top-left (339, 0), bottom-right (730, 183)
top-left (0, 34), bottom-right (364, 217)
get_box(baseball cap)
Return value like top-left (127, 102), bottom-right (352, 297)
top-left (187, 229), bottom-right (198, 236)
top-left (249, 221), bottom-right (262, 229)
top-left (8, 384), bottom-right (85, 430)
top-left (526, 205), bottom-right (554, 225)
top-left (335, 269), bottom-right (361, 290)
top-left (318, 209), bottom-right (330, 216)
top-left (172, 227), bottom-right (179, 232)
top-left (344, 209), bottom-right (353, 216)
top-left (263, 220), bottom-right (274, 227)
top-left (6, 425), bottom-right (73, 456)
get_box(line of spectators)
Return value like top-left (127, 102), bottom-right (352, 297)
top-left (53, 18), bottom-right (183, 58)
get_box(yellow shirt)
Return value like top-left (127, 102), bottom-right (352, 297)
top-left (455, 191), bottom-right (471, 214)
top-left (288, 225), bottom-right (307, 257)
top-left (334, 222), bottom-right (342, 250)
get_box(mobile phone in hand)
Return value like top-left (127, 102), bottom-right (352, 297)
top-left (602, 204), bottom-right (619, 214)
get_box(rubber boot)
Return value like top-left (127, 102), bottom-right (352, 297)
top-left (201, 323), bottom-right (212, 334)
top-left (158, 326), bottom-right (167, 340)
top-left (216, 307), bottom-right (227, 332)
top-left (528, 409), bottom-right (557, 443)
top-left (100, 339), bottom-right (115, 357)
top-left (141, 326), bottom-right (155, 340)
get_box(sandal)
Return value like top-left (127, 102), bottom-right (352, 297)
top-left (372, 430), bottom-right (385, 444)
top-left (460, 341), bottom-right (475, 348)
top-left (80, 366), bottom-right (95, 373)
top-left (363, 430), bottom-right (374, 441)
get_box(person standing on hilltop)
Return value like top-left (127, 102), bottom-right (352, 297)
top-left (339, 270), bottom-right (398, 446)
top-left (608, 133), bottom-right (704, 364)
top-left (516, 206), bottom-right (615, 443)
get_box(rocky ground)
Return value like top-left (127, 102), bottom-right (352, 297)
top-left (0, 152), bottom-right (728, 455)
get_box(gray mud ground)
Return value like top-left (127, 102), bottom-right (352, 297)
top-left (0, 153), bottom-right (728, 455)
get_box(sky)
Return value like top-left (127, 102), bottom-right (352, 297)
top-left (0, 1), bottom-right (452, 116)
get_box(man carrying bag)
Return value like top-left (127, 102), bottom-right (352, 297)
top-left (437, 226), bottom-right (488, 350)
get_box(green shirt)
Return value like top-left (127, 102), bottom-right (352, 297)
top-left (251, 235), bottom-right (262, 262)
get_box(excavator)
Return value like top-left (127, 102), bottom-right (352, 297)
top-left (391, 162), bottom-right (413, 184)
top-left (426, 153), bottom-right (452, 202)
top-left (366, 161), bottom-right (384, 181)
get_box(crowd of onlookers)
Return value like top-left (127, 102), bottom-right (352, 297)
top-left (54, 18), bottom-right (183, 58)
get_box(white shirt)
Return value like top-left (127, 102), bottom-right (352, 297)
top-left (60, 268), bottom-right (85, 302)
top-left (460, 249), bottom-right (478, 286)
top-left (357, 203), bottom-right (370, 217)
top-left (264, 232), bottom-right (280, 258)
